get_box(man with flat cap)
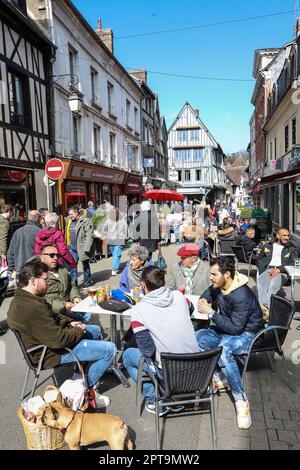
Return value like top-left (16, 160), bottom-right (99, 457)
top-left (167, 243), bottom-right (210, 295)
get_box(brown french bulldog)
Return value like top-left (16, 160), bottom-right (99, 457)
top-left (38, 400), bottom-right (133, 451)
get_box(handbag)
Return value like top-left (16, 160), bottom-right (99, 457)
top-left (99, 299), bottom-right (132, 313)
top-left (156, 245), bottom-right (167, 270)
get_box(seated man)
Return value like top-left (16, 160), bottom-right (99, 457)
top-left (167, 243), bottom-right (210, 295)
top-left (196, 256), bottom-right (264, 430)
top-left (217, 218), bottom-right (237, 240)
top-left (119, 245), bottom-right (151, 293)
top-left (235, 227), bottom-right (257, 262)
top-left (39, 244), bottom-right (91, 324)
top-left (7, 260), bottom-right (116, 406)
top-left (257, 227), bottom-right (298, 310)
top-left (123, 267), bottom-right (200, 416)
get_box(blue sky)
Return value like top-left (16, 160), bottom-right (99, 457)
top-left (73, 0), bottom-right (297, 153)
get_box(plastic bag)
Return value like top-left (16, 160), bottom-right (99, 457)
top-left (59, 375), bottom-right (85, 411)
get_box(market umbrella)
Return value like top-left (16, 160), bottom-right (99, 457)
top-left (142, 189), bottom-right (185, 202)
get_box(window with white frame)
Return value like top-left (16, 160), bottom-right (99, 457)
top-left (194, 149), bottom-right (203, 161)
top-left (185, 170), bottom-right (191, 181)
top-left (285, 124), bottom-right (289, 153)
top-left (69, 46), bottom-right (78, 84)
top-left (292, 118), bottom-right (297, 146)
top-left (134, 107), bottom-right (139, 133)
top-left (109, 133), bottom-right (116, 163)
top-left (107, 82), bottom-right (114, 115)
top-left (93, 125), bottom-right (101, 159)
top-left (126, 99), bottom-right (131, 128)
top-left (178, 130), bottom-right (189, 142)
top-left (72, 116), bottom-right (80, 153)
top-left (91, 68), bottom-right (98, 104)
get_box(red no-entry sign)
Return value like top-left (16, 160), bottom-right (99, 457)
top-left (45, 158), bottom-right (64, 181)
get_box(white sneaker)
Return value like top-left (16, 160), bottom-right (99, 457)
top-left (94, 391), bottom-right (111, 408)
top-left (236, 400), bottom-right (252, 429)
top-left (111, 270), bottom-right (117, 276)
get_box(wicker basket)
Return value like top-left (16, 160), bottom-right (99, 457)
top-left (17, 406), bottom-right (66, 450)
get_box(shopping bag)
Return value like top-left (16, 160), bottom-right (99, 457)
top-left (0, 258), bottom-right (8, 279)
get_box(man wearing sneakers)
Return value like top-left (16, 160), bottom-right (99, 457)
top-left (196, 256), bottom-right (264, 429)
top-left (7, 260), bottom-right (115, 408)
top-left (123, 267), bottom-right (200, 416)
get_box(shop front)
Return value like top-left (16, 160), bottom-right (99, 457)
top-left (58, 160), bottom-right (126, 218)
top-left (123, 173), bottom-right (143, 206)
top-left (0, 166), bottom-right (34, 230)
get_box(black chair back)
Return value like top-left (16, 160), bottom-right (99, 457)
top-left (10, 328), bottom-right (38, 371)
top-left (254, 295), bottom-right (294, 352)
top-left (218, 239), bottom-right (236, 255)
top-left (230, 245), bottom-right (247, 263)
top-left (0, 276), bottom-right (8, 307)
top-left (160, 348), bottom-right (222, 398)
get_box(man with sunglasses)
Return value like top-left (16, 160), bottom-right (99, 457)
top-left (39, 244), bottom-right (92, 324)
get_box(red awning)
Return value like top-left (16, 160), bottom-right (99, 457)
top-left (65, 192), bottom-right (86, 197)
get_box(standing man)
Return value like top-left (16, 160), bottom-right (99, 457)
top-left (0, 204), bottom-right (13, 264)
top-left (196, 256), bottom-right (264, 429)
top-left (7, 260), bottom-right (114, 406)
top-left (7, 210), bottom-right (42, 273)
top-left (87, 201), bottom-right (96, 219)
top-left (257, 227), bottom-right (298, 310)
top-left (66, 206), bottom-right (95, 288)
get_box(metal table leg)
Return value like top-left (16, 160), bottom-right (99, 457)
top-left (109, 314), bottom-right (130, 388)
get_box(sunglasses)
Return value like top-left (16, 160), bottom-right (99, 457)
top-left (44, 253), bottom-right (61, 259)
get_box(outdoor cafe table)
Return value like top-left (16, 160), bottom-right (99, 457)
top-left (71, 296), bottom-right (131, 388)
top-left (284, 266), bottom-right (300, 307)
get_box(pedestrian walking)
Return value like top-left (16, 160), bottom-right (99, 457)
top-left (66, 206), bottom-right (95, 288)
top-left (7, 210), bottom-right (42, 273)
top-left (102, 208), bottom-right (128, 276)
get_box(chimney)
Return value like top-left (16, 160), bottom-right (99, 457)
top-left (96, 18), bottom-right (114, 54)
top-left (129, 69), bottom-right (148, 84)
top-left (194, 109), bottom-right (200, 118)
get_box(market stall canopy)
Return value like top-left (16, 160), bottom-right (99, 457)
top-left (143, 189), bottom-right (185, 202)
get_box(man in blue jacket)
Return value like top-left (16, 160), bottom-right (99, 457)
top-left (196, 256), bottom-right (264, 430)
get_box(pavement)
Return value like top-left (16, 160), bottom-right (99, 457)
top-left (1, 244), bottom-right (300, 450)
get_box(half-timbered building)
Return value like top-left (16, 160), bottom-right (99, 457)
top-left (0, 0), bottom-right (54, 216)
top-left (168, 102), bottom-right (226, 203)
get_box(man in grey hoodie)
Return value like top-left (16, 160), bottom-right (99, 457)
top-left (123, 267), bottom-right (200, 416)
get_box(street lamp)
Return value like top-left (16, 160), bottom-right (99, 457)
top-left (68, 92), bottom-right (82, 114)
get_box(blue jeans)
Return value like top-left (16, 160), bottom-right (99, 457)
top-left (123, 348), bottom-right (157, 404)
top-left (69, 247), bottom-right (91, 286)
top-left (63, 310), bottom-right (92, 324)
top-left (109, 245), bottom-right (123, 270)
top-left (196, 328), bottom-right (254, 401)
top-left (60, 337), bottom-right (116, 388)
top-left (82, 325), bottom-right (101, 340)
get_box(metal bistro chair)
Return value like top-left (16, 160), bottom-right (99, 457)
top-left (136, 348), bottom-right (222, 450)
top-left (230, 245), bottom-right (256, 278)
top-left (0, 272), bottom-right (9, 335)
top-left (10, 328), bottom-right (84, 399)
top-left (236, 295), bottom-right (296, 393)
top-left (218, 239), bottom-right (236, 257)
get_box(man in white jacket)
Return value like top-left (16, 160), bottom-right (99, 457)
top-left (123, 266), bottom-right (200, 416)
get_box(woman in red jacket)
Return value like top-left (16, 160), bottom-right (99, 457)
top-left (34, 212), bottom-right (76, 269)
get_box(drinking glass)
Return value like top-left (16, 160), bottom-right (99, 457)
top-left (295, 259), bottom-right (300, 271)
top-left (87, 286), bottom-right (98, 306)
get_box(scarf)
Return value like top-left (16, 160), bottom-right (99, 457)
top-left (181, 258), bottom-right (201, 295)
top-left (127, 261), bottom-right (149, 290)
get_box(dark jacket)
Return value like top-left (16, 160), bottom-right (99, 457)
top-left (235, 233), bottom-right (257, 261)
top-left (256, 241), bottom-right (298, 275)
top-left (139, 210), bottom-right (160, 254)
top-left (201, 273), bottom-right (264, 336)
top-left (45, 266), bottom-right (81, 315)
top-left (7, 220), bottom-right (42, 271)
top-left (7, 288), bottom-right (84, 368)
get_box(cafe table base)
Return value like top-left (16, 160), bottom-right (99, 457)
top-left (71, 297), bottom-right (131, 388)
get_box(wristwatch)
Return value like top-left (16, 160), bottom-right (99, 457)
top-left (208, 311), bottom-right (215, 320)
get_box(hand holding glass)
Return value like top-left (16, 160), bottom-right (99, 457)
top-left (87, 287), bottom-right (98, 306)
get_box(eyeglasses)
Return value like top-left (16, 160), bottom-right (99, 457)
top-left (43, 253), bottom-right (61, 259)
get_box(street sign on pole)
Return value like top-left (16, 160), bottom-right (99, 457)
top-left (45, 158), bottom-right (64, 181)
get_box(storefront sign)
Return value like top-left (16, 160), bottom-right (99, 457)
top-left (0, 168), bottom-right (27, 183)
top-left (124, 174), bottom-right (143, 195)
top-left (288, 146), bottom-right (300, 171)
top-left (66, 181), bottom-right (87, 194)
top-left (70, 165), bottom-right (125, 184)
